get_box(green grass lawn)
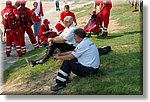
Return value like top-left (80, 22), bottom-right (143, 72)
top-left (3, 1), bottom-right (143, 95)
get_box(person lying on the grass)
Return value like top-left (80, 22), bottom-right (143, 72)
top-left (50, 28), bottom-right (100, 91)
top-left (25, 16), bottom-right (77, 67)
top-left (38, 19), bottom-right (57, 47)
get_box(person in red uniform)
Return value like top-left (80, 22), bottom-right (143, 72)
top-left (93, 0), bottom-right (112, 37)
top-left (38, 19), bottom-right (57, 47)
top-left (55, 5), bottom-right (77, 34)
top-left (18, 0), bottom-right (39, 54)
top-left (11, 0), bottom-right (22, 48)
top-left (12, 0), bottom-right (20, 19)
top-left (1, 0), bottom-right (23, 57)
top-left (31, 1), bottom-right (43, 42)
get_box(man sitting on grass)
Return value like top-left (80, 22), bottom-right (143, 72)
top-left (51, 28), bottom-right (100, 91)
top-left (25, 16), bottom-right (77, 67)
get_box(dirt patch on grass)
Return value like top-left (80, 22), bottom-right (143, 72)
top-left (1, 71), bottom-right (58, 94)
top-left (109, 19), bottom-right (126, 33)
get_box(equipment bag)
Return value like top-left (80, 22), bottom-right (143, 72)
top-left (98, 46), bottom-right (111, 56)
top-left (19, 7), bottom-right (30, 27)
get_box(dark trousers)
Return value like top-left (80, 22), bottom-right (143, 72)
top-left (35, 42), bottom-right (75, 64)
top-left (56, 59), bottom-right (99, 86)
top-left (55, 1), bottom-right (60, 11)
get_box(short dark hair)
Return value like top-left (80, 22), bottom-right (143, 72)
top-left (74, 28), bottom-right (86, 38)
top-left (6, 0), bottom-right (12, 5)
top-left (64, 5), bottom-right (70, 9)
top-left (33, 2), bottom-right (38, 6)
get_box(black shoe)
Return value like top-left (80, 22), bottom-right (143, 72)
top-left (25, 57), bottom-right (36, 67)
top-left (98, 46), bottom-right (111, 56)
top-left (66, 77), bottom-right (71, 83)
top-left (101, 34), bottom-right (107, 38)
top-left (43, 42), bottom-right (49, 47)
top-left (36, 60), bottom-right (44, 64)
top-left (51, 84), bottom-right (65, 91)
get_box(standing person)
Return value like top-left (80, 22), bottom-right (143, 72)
top-left (55, 5), bottom-right (77, 34)
top-left (63, 0), bottom-right (68, 5)
top-left (93, 0), bottom-right (112, 37)
top-left (32, 1), bottom-right (42, 42)
top-left (38, 19), bottom-right (57, 46)
top-left (25, 16), bottom-right (77, 67)
top-left (54, 0), bottom-right (60, 11)
top-left (1, 0), bottom-right (23, 57)
top-left (51, 28), bottom-right (100, 91)
top-left (12, 0), bottom-right (21, 19)
top-left (18, 0), bottom-right (39, 54)
top-left (11, 0), bottom-right (21, 48)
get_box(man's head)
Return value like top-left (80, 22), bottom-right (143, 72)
top-left (74, 28), bottom-right (86, 43)
top-left (20, 0), bottom-right (27, 7)
top-left (15, 0), bottom-right (21, 8)
top-left (43, 19), bottom-right (50, 25)
top-left (6, 0), bottom-right (12, 6)
top-left (63, 16), bottom-right (73, 28)
top-left (33, 2), bottom-right (38, 8)
top-left (64, 5), bottom-right (70, 13)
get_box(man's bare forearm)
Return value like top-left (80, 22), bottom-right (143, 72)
top-left (54, 53), bottom-right (75, 60)
top-left (58, 51), bottom-right (72, 56)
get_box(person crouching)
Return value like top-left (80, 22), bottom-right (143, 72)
top-left (38, 19), bottom-right (57, 47)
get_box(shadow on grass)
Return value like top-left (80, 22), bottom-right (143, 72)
top-left (95, 30), bottom-right (142, 39)
top-left (97, 35), bottom-right (123, 39)
top-left (122, 31), bottom-right (143, 35)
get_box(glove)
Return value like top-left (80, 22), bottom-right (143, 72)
top-left (92, 11), bottom-right (96, 15)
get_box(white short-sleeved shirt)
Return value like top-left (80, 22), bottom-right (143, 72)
top-left (59, 24), bottom-right (77, 47)
top-left (72, 38), bottom-right (100, 69)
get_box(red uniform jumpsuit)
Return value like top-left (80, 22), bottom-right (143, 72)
top-left (11, 5), bottom-right (24, 48)
top-left (1, 6), bottom-right (22, 57)
top-left (94, 0), bottom-right (112, 35)
top-left (18, 5), bottom-right (39, 54)
top-left (55, 11), bottom-right (77, 33)
top-left (38, 24), bottom-right (57, 46)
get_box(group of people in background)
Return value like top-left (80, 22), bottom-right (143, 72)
top-left (1, 0), bottom-right (39, 57)
top-left (0, 0), bottom-right (77, 57)
top-left (1, 0), bottom-right (112, 57)
top-left (1, 0), bottom-right (113, 91)
top-left (129, 0), bottom-right (143, 12)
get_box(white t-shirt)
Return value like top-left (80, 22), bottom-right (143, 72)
top-left (59, 24), bottom-right (77, 47)
top-left (72, 38), bottom-right (100, 69)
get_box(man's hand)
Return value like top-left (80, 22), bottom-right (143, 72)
top-left (48, 38), bottom-right (53, 42)
top-left (47, 38), bottom-right (53, 45)
top-left (54, 53), bottom-right (61, 59)
top-left (53, 51), bottom-right (75, 60)
top-left (74, 22), bottom-right (77, 26)
top-left (49, 29), bottom-right (52, 32)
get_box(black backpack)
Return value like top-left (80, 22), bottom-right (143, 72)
top-left (19, 7), bottom-right (33, 27)
top-left (98, 46), bottom-right (112, 56)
